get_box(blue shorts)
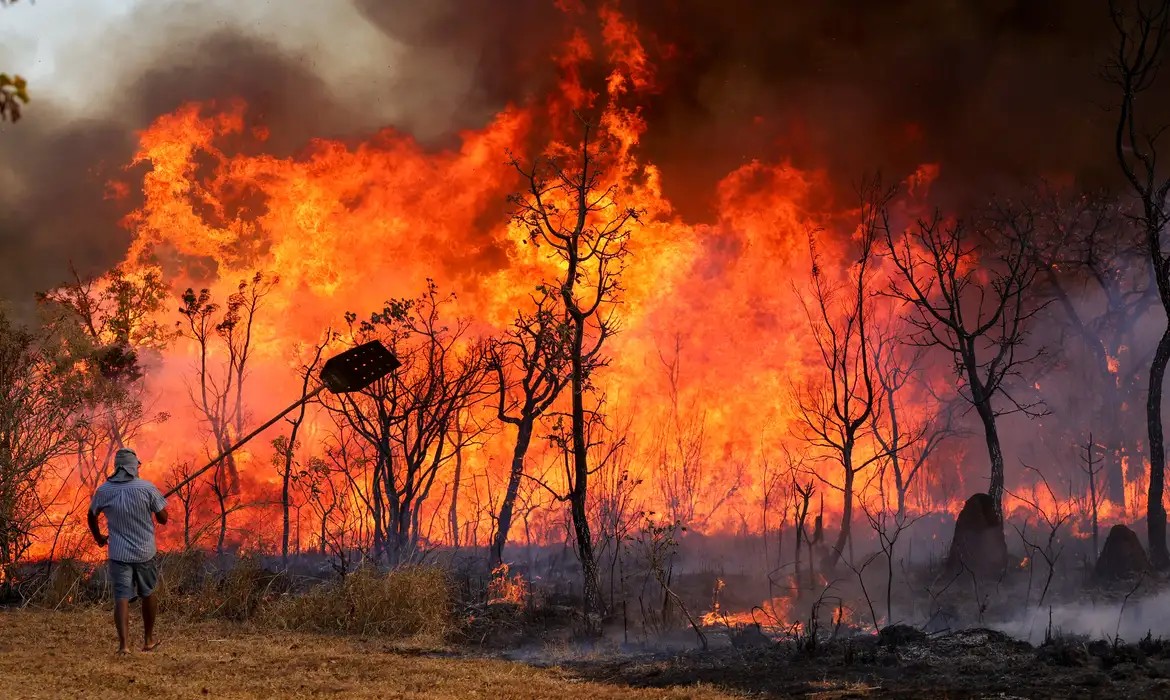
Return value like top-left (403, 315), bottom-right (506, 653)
top-left (109, 558), bottom-right (159, 601)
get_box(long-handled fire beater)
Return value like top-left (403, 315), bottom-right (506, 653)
top-left (163, 340), bottom-right (400, 498)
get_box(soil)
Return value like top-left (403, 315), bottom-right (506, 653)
top-left (9, 606), bottom-right (1170, 698)
top-left (557, 627), bottom-right (1170, 699)
top-left (1096, 525), bottom-right (1151, 581)
top-left (946, 493), bottom-right (1008, 579)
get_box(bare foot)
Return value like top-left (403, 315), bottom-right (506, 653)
top-left (143, 640), bottom-right (162, 652)
top-left (116, 648), bottom-right (130, 656)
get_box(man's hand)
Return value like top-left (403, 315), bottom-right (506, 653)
top-left (87, 510), bottom-right (106, 547)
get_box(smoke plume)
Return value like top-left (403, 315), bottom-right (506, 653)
top-left (1, 0), bottom-right (1164, 303)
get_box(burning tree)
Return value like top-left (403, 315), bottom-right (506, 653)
top-left (37, 265), bottom-right (174, 489)
top-left (178, 272), bottom-right (277, 556)
top-left (488, 285), bottom-right (571, 565)
top-left (507, 113), bottom-right (640, 630)
top-left (883, 203), bottom-right (1047, 519)
top-left (653, 335), bottom-right (744, 531)
top-left (273, 333), bottom-right (329, 567)
top-left (1026, 188), bottom-right (1151, 507)
top-left (0, 309), bottom-right (88, 593)
top-left (868, 326), bottom-right (959, 522)
top-left (1105, 0), bottom-right (1170, 569)
top-left (325, 282), bottom-right (491, 566)
top-left (791, 179), bottom-right (891, 568)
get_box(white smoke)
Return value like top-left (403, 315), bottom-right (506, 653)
top-left (994, 585), bottom-right (1166, 645)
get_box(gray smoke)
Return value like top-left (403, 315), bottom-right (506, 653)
top-left (1, 0), bottom-right (1164, 308)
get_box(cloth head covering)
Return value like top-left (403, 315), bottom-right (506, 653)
top-left (109, 447), bottom-right (140, 483)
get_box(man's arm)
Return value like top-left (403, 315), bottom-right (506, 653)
top-left (87, 510), bottom-right (107, 547)
top-left (151, 485), bottom-right (169, 525)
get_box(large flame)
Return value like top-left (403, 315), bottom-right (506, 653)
top-left (25, 3), bottom-right (1149, 567)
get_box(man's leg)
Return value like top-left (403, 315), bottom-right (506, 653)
top-left (114, 599), bottom-right (130, 653)
top-left (142, 594), bottom-right (158, 650)
top-left (109, 561), bottom-right (132, 654)
top-left (135, 558), bottom-right (162, 651)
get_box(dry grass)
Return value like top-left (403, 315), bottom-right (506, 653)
top-left (22, 557), bottom-right (457, 644)
top-left (265, 566), bottom-right (455, 639)
top-left (0, 608), bottom-right (737, 700)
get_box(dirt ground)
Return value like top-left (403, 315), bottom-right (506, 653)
top-left (0, 608), bottom-right (728, 700)
top-left (7, 609), bottom-right (1170, 699)
top-left (557, 626), bottom-right (1170, 699)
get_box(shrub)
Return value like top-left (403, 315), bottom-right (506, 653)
top-left (267, 565), bottom-right (454, 642)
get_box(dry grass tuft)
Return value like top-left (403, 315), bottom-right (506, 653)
top-left (266, 565), bottom-right (454, 641)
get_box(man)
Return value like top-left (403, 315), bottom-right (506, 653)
top-left (88, 447), bottom-right (169, 655)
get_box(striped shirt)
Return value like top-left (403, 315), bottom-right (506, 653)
top-left (89, 479), bottom-right (167, 563)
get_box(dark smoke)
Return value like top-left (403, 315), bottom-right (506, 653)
top-left (0, 0), bottom-right (1163, 307)
top-left (620, 0), bottom-right (1146, 215)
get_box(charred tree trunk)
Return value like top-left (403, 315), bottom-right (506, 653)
top-left (831, 459), bottom-right (855, 565)
top-left (449, 422), bottom-right (465, 550)
top-left (569, 320), bottom-right (605, 629)
top-left (1147, 328), bottom-right (1170, 569)
top-left (975, 401), bottom-right (1005, 521)
top-left (492, 419), bottom-right (534, 565)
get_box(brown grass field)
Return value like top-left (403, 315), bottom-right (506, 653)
top-left (0, 608), bottom-right (734, 700)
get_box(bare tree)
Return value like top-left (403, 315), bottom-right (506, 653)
top-left (325, 282), bottom-right (491, 566)
top-left (1105, 0), bottom-right (1170, 568)
top-left (585, 418), bottom-right (643, 608)
top-left (0, 310), bottom-right (86, 593)
top-left (860, 500), bottom-right (920, 628)
top-left (791, 178), bottom-right (891, 568)
top-left (1078, 434), bottom-right (1107, 566)
top-left (1008, 466), bottom-right (1071, 611)
top-left (654, 335), bottom-right (743, 531)
top-left (790, 477), bottom-right (819, 592)
top-left (317, 419), bottom-right (377, 573)
top-left (884, 202), bottom-right (1048, 518)
top-left (508, 113), bottom-right (640, 630)
top-left (163, 460), bottom-right (200, 551)
top-left (757, 449), bottom-right (793, 577)
top-left (273, 333), bottom-right (329, 567)
top-left (1029, 189), bottom-right (1153, 506)
top-left (488, 285), bottom-right (571, 565)
top-left (869, 326), bottom-right (960, 522)
top-left (178, 272), bottom-right (277, 555)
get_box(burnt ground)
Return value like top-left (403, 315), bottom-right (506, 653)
top-left (541, 627), bottom-right (1170, 699)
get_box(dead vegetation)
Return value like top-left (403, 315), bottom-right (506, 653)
top-left (16, 554), bottom-right (455, 644)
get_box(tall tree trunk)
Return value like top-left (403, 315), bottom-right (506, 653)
top-left (964, 348), bottom-right (1005, 519)
top-left (569, 323), bottom-right (604, 631)
top-left (830, 463), bottom-right (854, 566)
top-left (975, 401), bottom-right (1005, 521)
top-left (449, 438), bottom-right (464, 551)
top-left (1101, 373), bottom-right (1126, 504)
top-left (1147, 327), bottom-right (1170, 569)
top-left (216, 486), bottom-right (228, 557)
top-left (281, 466), bottom-right (292, 565)
top-left (492, 419), bottom-right (535, 565)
